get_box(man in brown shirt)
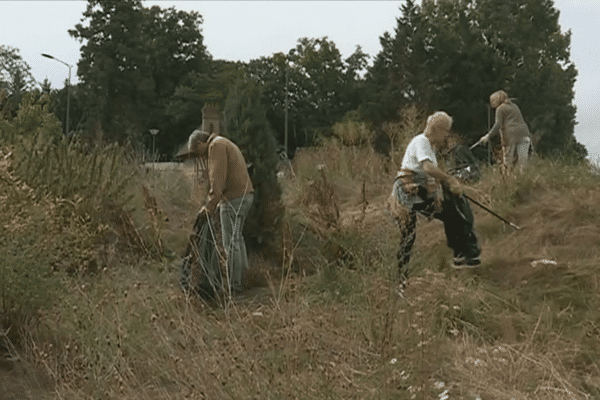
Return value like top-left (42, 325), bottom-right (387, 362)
top-left (179, 130), bottom-right (254, 295)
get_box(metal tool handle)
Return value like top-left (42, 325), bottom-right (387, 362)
top-left (464, 194), bottom-right (521, 230)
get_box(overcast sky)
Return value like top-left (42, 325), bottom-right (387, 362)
top-left (1, 1), bottom-right (598, 161)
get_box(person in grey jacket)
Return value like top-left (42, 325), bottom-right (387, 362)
top-left (479, 90), bottom-right (532, 172)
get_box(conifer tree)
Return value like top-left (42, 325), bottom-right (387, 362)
top-left (366, 0), bottom-right (585, 159)
top-left (222, 76), bottom-right (283, 254)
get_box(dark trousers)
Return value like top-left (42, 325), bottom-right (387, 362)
top-left (397, 186), bottom-right (480, 280)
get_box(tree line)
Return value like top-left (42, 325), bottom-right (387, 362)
top-left (1, 0), bottom-right (586, 161)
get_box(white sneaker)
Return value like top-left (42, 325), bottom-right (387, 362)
top-left (396, 280), bottom-right (407, 298)
top-left (453, 256), bottom-right (481, 269)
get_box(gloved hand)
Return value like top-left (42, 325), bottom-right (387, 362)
top-left (447, 176), bottom-right (464, 196)
top-left (479, 133), bottom-right (490, 144)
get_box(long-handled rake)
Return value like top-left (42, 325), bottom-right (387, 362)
top-left (464, 193), bottom-right (521, 230)
top-left (469, 136), bottom-right (487, 150)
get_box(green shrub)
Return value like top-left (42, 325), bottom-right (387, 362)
top-left (0, 92), bottom-right (61, 146)
top-left (4, 93), bottom-right (135, 227)
top-left (0, 236), bottom-right (62, 316)
top-left (0, 93), bottom-right (137, 330)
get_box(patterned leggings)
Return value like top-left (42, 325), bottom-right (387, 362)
top-left (396, 186), bottom-right (480, 280)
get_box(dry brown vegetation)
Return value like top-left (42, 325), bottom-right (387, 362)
top-left (1, 116), bottom-right (600, 399)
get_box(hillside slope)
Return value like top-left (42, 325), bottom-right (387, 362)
top-left (289, 151), bottom-right (600, 399)
top-left (2, 150), bottom-right (600, 399)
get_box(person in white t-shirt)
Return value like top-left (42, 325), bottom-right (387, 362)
top-left (391, 111), bottom-right (481, 287)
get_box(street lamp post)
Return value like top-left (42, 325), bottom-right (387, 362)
top-left (41, 53), bottom-right (72, 135)
top-left (284, 49), bottom-right (295, 158)
top-left (487, 104), bottom-right (492, 165)
top-left (149, 129), bottom-right (159, 162)
top-left (284, 66), bottom-right (289, 158)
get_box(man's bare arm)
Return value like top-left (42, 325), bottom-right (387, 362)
top-left (422, 160), bottom-right (463, 195)
top-left (422, 160), bottom-right (451, 182)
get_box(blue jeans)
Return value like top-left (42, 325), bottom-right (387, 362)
top-left (219, 193), bottom-right (254, 292)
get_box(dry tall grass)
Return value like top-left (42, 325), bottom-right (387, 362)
top-left (2, 119), bottom-right (600, 399)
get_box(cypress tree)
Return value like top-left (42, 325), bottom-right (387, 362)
top-left (222, 76), bottom-right (283, 254)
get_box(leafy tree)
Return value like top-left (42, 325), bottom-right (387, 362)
top-left (69, 0), bottom-right (211, 153)
top-left (366, 0), bottom-right (585, 158)
top-left (0, 45), bottom-right (38, 117)
top-left (247, 37), bottom-right (369, 154)
top-left (222, 76), bottom-right (283, 254)
top-left (246, 53), bottom-right (288, 149)
top-left (291, 37), bottom-right (347, 135)
top-left (69, 0), bottom-right (143, 142)
top-left (166, 59), bottom-right (243, 156)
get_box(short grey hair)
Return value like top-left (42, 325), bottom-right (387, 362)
top-left (426, 111), bottom-right (453, 131)
top-left (188, 130), bottom-right (210, 152)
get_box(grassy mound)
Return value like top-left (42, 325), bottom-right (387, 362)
top-left (1, 131), bottom-right (599, 398)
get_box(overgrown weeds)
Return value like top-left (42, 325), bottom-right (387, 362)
top-left (1, 101), bottom-right (600, 398)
